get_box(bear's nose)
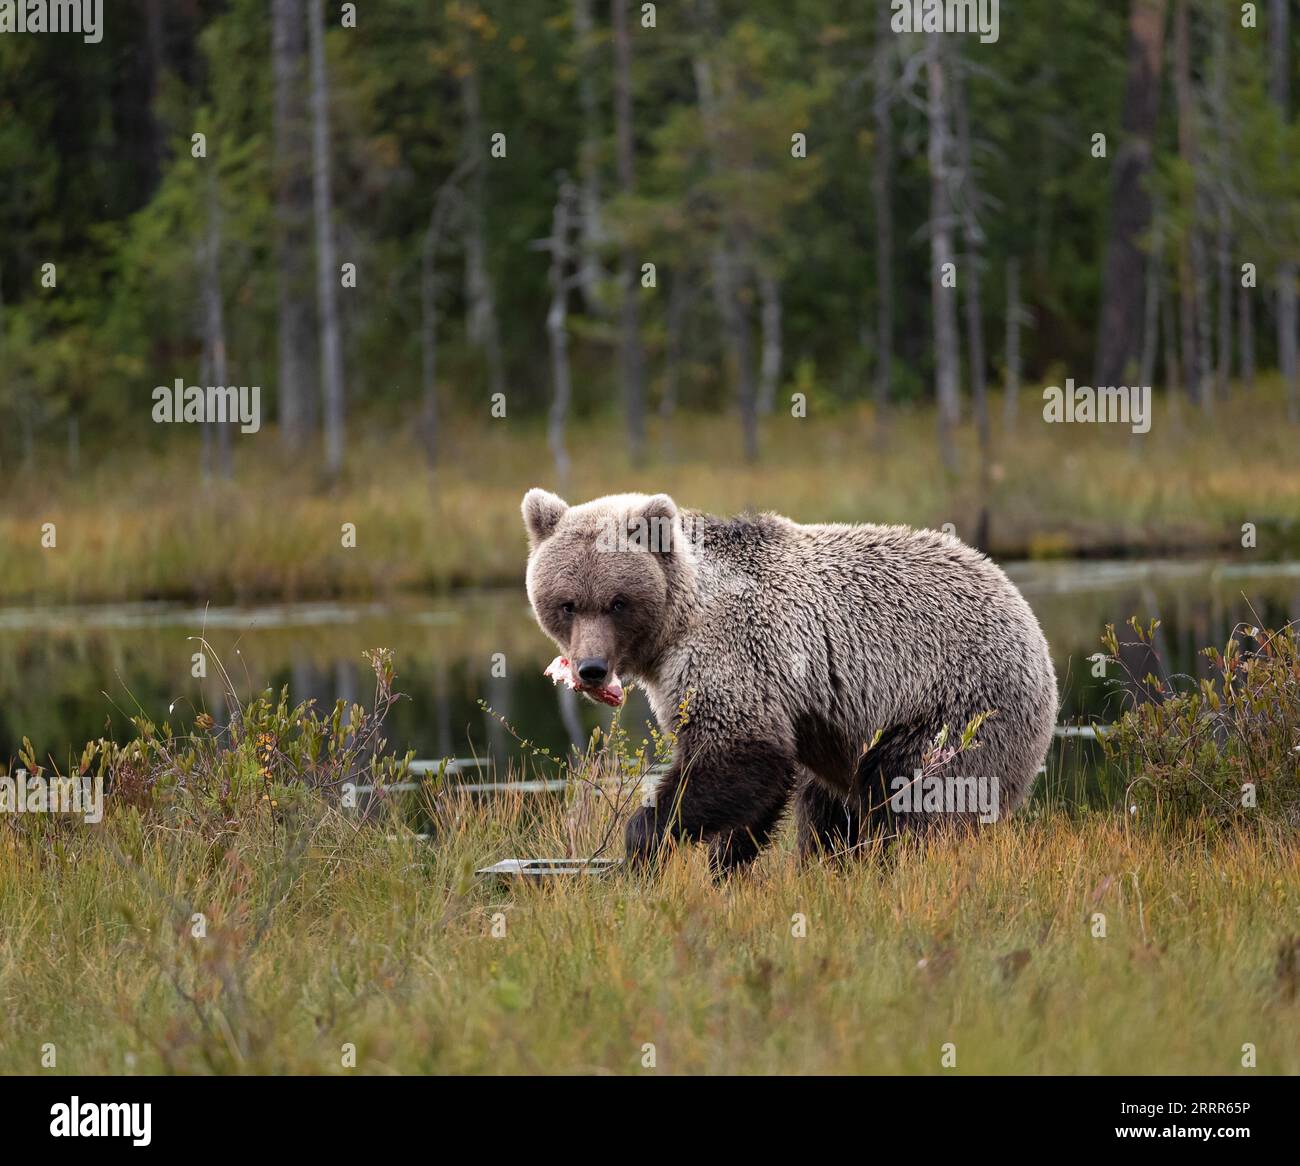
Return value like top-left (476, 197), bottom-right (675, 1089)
top-left (576, 658), bottom-right (609, 685)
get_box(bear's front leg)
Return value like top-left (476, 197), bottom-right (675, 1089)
top-left (625, 737), bottom-right (796, 874)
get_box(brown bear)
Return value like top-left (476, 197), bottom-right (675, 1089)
top-left (522, 488), bottom-right (1058, 872)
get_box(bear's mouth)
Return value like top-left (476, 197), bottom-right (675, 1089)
top-left (543, 655), bottom-right (626, 708)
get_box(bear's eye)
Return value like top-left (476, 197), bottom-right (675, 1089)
top-left (610, 598), bottom-right (626, 614)
top-left (560, 602), bottom-right (576, 617)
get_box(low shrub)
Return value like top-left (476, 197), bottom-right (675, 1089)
top-left (1100, 619), bottom-right (1300, 828)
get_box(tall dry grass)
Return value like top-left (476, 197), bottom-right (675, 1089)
top-left (2, 773), bottom-right (1297, 1074)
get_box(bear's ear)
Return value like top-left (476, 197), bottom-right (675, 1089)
top-left (640, 494), bottom-right (677, 524)
top-left (522, 488), bottom-right (569, 549)
top-left (632, 493), bottom-right (680, 555)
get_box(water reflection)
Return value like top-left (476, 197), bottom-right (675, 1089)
top-left (2, 560), bottom-right (1298, 781)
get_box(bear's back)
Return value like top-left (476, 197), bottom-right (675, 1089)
top-left (684, 509), bottom-right (1053, 726)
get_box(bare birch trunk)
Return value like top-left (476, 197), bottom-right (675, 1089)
top-left (613, 0), bottom-right (647, 462)
top-left (421, 161), bottom-right (472, 467)
top-left (205, 166), bottom-right (232, 480)
top-left (420, 227), bottom-right (443, 467)
top-left (757, 270), bottom-right (782, 415)
top-left (872, 1), bottom-right (894, 440)
top-left (309, 0), bottom-right (346, 478)
top-left (272, 0), bottom-right (315, 451)
top-left (1192, 230), bottom-right (1215, 415)
top-left (1003, 258), bottom-right (1022, 431)
top-left (460, 58), bottom-right (507, 401)
top-left (1270, 0), bottom-right (1298, 421)
top-left (710, 242), bottom-right (759, 462)
top-left (926, 38), bottom-right (960, 474)
top-left (661, 269), bottom-right (689, 421)
top-left (693, 48), bottom-right (759, 462)
top-left (545, 177), bottom-right (577, 492)
top-left (953, 51), bottom-right (989, 544)
top-left (1162, 282), bottom-right (1182, 421)
top-left (572, 0), bottom-right (607, 315)
top-left (198, 336), bottom-right (213, 482)
top-left (1238, 279), bottom-right (1255, 391)
top-left (1139, 215), bottom-right (1163, 391)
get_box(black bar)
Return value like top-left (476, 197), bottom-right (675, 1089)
top-left (2, 1074), bottom-right (1291, 1152)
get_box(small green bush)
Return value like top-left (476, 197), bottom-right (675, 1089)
top-left (9, 647), bottom-right (412, 836)
top-left (1101, 619), bottom-right (1300, 827)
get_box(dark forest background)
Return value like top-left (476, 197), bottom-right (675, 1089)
top-left (0, 0), bottom-right (1297, 482)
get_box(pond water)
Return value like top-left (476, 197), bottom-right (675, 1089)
top-left (2, 559), bottom-right (1298, 796)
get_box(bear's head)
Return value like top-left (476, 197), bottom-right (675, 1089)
top-left (521, 488), bottom-right (696, 700)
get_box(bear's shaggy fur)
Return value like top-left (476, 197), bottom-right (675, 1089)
top-left (522, 488), bottom-right (1058, 872)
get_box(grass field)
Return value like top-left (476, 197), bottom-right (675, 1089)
top-left (3, 383), bottom-right (1299, 605)
top-left (3, 782), bottom-right (1297, 1075)
top-left (4, 385), bottom-right (1299, 1076)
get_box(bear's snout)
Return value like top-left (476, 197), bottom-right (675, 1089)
top-left (569, 616), bottom-right (618, 677)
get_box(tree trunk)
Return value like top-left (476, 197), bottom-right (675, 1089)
top-left (572, 0), bottom-right (607, 315)
top-left (661, 269), bottom-right (689, 421)
top-left (926, 38), bottom-right (960, 474)
top-left (1173, 0), bottom-right (1203, 408)
top-left (1133, 211), bottom-right (1165, 452)
top-left (1095, 0), bottom-right (1168, 389)
top-left (953, 51), bottom-right (989, 544)
top-left (1214, 225), bottom-right (1232, 403)
top-left (872, 0), bottom-right (894, 440)
top-left (111, 0), bottom-right (163, 201)
top-left (1003, 257), bottom-right (1021, 430)
top-left (1179, 0), bottom-right (1213, 415)
top-left (545, 177), bottom-right (577, 492)
top-left (1211, 2), bottom-right (1232, 402)
top-left (1192, 230), bottom-right (1214, 414)
top-left (1031, 57), bottom-right (1058, 283)
top-left (757, 270), bottom-right (782, 415)
top-left (198, 336), bottom-right (213, 481)
top-left (954, 58), bottom-right (985, 418)
top-left (612, 0), bottom-right (647, 462)
top-left (272, 0), bottom-right (315, 451)
top-left (1177, 247), bottom-right (1198, 405)
top-left (1238, 278), bottom-right (1255, 391)
top-left (1139, 213), bottom-right (1163, 391)
top-left (205, 166), bottom-right (232, 480)
top-left (421, 161), bottom-right (472, 467)
top-left (309, 0), bottom-right (346, 479)
top-left (420, 217), bottom-right (444, 467)
top-left (141, 0), bottom-right (166, 190)
top-left (710, 243), bottom-right (759, 462)
top-left (1162, 282), bottom-right (1182, 415)
top-left (1270, 0), bottom-right (1298, 421)
top-left (460, 56), bottom-right (507, 401)
top-left (693, 47), bottom-right (758, 462)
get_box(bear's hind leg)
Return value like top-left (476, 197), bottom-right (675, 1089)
top-left (796, 720), bottom-right (934, 858)
top-left (794, 772), bottom-right (859, 861)
top-left (853, 718), bottom-right (933, 840)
